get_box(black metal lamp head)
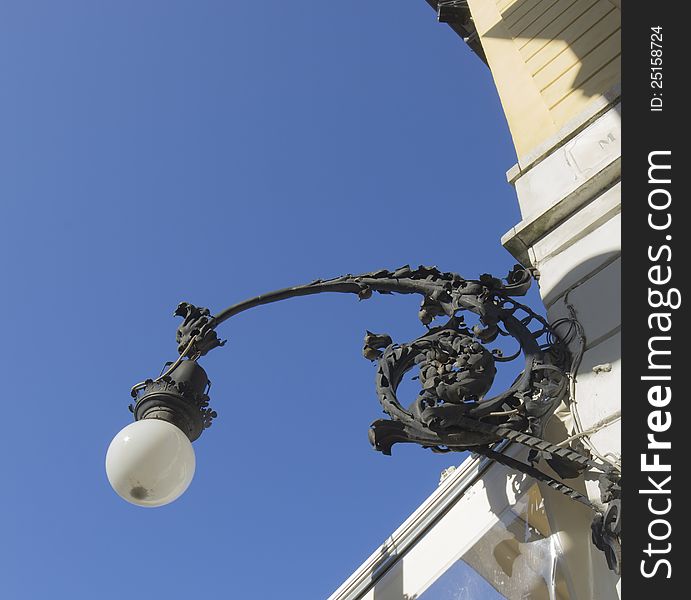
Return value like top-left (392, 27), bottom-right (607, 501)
top-left (130, 360), bottom-right (216, 442)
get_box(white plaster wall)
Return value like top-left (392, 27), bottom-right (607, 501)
top-left (504, 99), bottom-right (622, 467)
top-left (533, 189), bottom-right (620, 305)
top-left (504, 98), bottom-right (622, 598)
top-left (513, 105), bottom-right (621, 222)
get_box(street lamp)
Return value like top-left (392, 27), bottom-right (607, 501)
top-left (105, 264), bottom-right (621, 572)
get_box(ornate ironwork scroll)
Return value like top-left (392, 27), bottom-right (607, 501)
top-left (361, 266), bottom-right (570, 458)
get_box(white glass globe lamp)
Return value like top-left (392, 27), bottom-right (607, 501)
top-left (106, 418), bottom-right (196, 507)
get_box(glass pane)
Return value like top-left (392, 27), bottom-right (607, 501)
top-left (418, 484), bottom-right (569, 600)
top-left (419, 559), bottom-right (507, 599)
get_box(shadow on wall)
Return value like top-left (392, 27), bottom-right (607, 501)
top-left (540, 249), bottom-right (620, 310)
top-left (482, 0), bottom-right (621, 103)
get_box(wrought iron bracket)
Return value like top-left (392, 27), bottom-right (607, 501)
top-left (131, 264), bottom-right (621, 572)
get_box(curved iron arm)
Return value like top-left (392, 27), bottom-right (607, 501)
top-left (170, 263), bottom-right (572, 459)
top-left (173, 264), bottom-right (535, 357)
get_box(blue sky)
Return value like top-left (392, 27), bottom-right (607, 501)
top-left (0, 2), bottom-right (523, 598)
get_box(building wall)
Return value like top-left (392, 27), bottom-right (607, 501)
top-left (467, 0), bottom-right (621, 160)
top-left (499, 100), bottom-right (622, 597)
top-left (498, 64), bottom-right (621, 499)
top-left (492, 0), bottom-right (622, 592)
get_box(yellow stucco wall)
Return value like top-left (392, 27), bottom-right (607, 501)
top-left (468, 0), bottom-right (621, 159)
